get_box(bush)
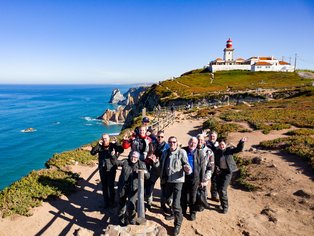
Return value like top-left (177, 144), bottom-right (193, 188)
top-left (260, 136), bottom-right (314, 169)
top-left (203, 118), bottom-right (245, 139)
top-left (0, 169), bottom-right (78, 217)
top-left (45, 149), bottom-right (97, 170)
top-left (233, 155), bottom-right (258, 191)
top-left (220, 88), bottom-right (314, 133)
top-left (285, 129), bottom-right (314, 136)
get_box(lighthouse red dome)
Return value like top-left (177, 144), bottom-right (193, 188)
top-left (226, 38), bottom-right (233, 48)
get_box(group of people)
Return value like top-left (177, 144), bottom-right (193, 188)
top-left (90, 116), bottom-right (247, 236)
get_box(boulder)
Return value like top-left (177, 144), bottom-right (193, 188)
top-left (104, 220), bottom-right (167, 236)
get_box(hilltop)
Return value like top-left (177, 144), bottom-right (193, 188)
top-left (122, 70), bottom-right (313, 129)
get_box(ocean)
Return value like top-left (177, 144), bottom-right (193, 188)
top-left (0, 84), bottom-right (130, 190)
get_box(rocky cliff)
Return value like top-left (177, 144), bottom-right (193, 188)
top-left (108, 86), bottom-right (149, 105)
top-left (109, 89), bottom-right (125, 104)
top-left (97, 106), bottom-right (129, 125)
top-left (99, 86), bottom-right (149, 125)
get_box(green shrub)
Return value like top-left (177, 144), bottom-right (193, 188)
top-left (220, 88), bottom-right (314, 133)
top-left (233, 155), bottom-right (258, 191)
top-left (203, 118), bottom-right (245, 139)
top-left (0, 169), bottom-right (78, 217)
top-left (260, 136), bottom-right (314, 169)
top-left (45, 149), bottom-right (96, 170)
top-left (285, 129), bottom-right (314, 136)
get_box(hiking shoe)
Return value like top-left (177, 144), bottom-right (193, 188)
top-left (218, 205), bottom-right (228, 214)
top-left (173, 225), bottom-right (181, 236)
top-left (211, 197), bottom-right (220, 202)
top-left (129, 219), bottom-right (136, 225)
top-left (165, 214), bottom-right (174, 220)
top-left (190, 213), bottom-right (196, 221)
top-left (162, 206), bottom-right (172, 214)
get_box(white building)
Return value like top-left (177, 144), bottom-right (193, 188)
top-left (208, 39), bottom-right (295, 72)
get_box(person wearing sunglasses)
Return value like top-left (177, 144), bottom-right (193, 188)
top-left (145, 130), bottom-right (170, 211)
top-left (155, 136), bottom-right (191, 236)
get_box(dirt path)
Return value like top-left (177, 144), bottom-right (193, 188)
top-left (0, 113), bottom-right (313, 236)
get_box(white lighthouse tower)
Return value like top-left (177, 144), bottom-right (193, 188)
top-left (223, 38), bottom-right (234, 63)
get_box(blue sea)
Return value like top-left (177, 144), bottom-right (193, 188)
top-left (0, 84), bottom-right (130, 190)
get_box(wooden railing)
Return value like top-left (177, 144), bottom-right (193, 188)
top-left (150, 109), bottom-right (175, 132)
top-left (146, 97), bottom-right (235, 132)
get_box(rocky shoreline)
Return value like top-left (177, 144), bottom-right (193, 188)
top-left (97, 86), bottom-right (149, 124)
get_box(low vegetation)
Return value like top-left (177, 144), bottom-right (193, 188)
top-left (45, 149), bottom-right (97, 170)
top-left (233, 155), bottom-right (258, 191)
top-left (203, 118), bottom-right (248, 139)
top-left (155, 70), bottom-right (312, 100)
top-left (219, 87), bottom-right (314, 133)
top-left (0, 169), bottom-right (79, 217)
top-left (260, 136), bottom-right (314, 169)
top-left (0, 148), bottom-right (97, 218)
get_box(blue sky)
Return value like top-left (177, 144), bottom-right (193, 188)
top-left (0, 0), bottom-right (313, 84)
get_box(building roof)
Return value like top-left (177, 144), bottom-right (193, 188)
top-left (215, 58), bottom-right (224, 62)
top-left (236, 58), bottom-right (245, 61)
top-left (258, 56), bottom-right (276, 60)
top-left (279, 61), bottom-right (290, 65)
top-left (255, 61), bottom-right (272, 66)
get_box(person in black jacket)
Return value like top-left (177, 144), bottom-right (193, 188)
top-left (145, 130), bottom-right (169, 211)
top-left (181, 137), bottom-right (206, 221)
top-left (111, 151), bottom-right (150, 225)
top-left (90, 134), bottom-right (124, 209)
top-left (205, 130), bottom-right (220, 202)
top-left (213, 137), bottom-right (248, 214)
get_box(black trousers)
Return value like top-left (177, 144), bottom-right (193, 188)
top-left (99, 166), bottom-right (116, 208)
top-left (118, 189), bottom-right (138, 223)
top-left (181, 178), bottom-right (198, 215)
top-left (145, 178), bottom-right (158, 205)
top-left (163, 182), bottom-right (183, 227)
top-left (216, 170), bottom-right (232, 209)
top-left (210, 174), bottom-right (218, 199)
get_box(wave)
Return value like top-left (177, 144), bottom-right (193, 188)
top-left (109, 132), bottom-right (120, 136)
top-left (83, 116), bottom-right (98, 121)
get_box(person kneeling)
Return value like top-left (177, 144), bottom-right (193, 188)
top-left (112, 151), bottom-right (150, 225)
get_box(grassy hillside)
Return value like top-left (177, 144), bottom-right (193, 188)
top-left (155, 70), bottom-right (312, 100)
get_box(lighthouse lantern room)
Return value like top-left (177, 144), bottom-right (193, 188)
top-left (223, 38), bottom-right (234, 62)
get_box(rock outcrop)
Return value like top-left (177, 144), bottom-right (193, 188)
top-left (104, 220), bottom-right (167, 236)
top-left (109, 89), bottom-right (125, 104)
top-left (109, 87), bottom-right (149, 106)
top-left (99, 86), bottom-right (150, 124)
top-left (97, 106), bottom-right (129, 125)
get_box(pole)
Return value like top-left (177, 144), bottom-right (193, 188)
top-left (294, 53), bottom-right (297, 71)
top-left (142, 108), bottom-right (146, 118)
top-left (136, 169), bottom-right (146, 224)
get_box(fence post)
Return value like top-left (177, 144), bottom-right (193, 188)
top-left (142, 108), bottom-right (146, 117)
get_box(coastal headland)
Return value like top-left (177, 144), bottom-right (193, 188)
top-left (0, 70), bottom-right (313, 235)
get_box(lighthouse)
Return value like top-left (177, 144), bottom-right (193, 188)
top-left (223, 38), bottom-right (234, 63)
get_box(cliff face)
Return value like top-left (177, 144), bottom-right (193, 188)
top-left (122, 84), bottom-right (161, 129)
top-left (99, 86), bottom-right (149, 125)
top-left (109, 86), bottom-right (149, 105)
top-left (97, 106), bottom-right (129, 125)
top-left (109, 89), bottom-right (125, 104)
